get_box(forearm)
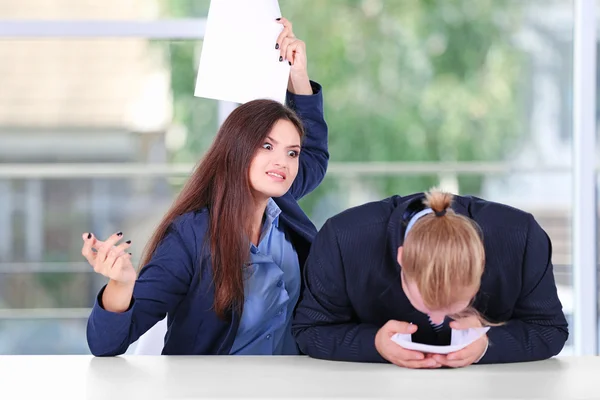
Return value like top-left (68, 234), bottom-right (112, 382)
top-left (286, 80), bottom-right (328, 199)
top-left (294, 323), bottom-right (387, 363)
top-left (101, 279), bottom-right (135, 313)
top-left (288, 71), bottom-right (312, 95)
top-left (87, 284), bottom-right (136, 356)
top-left (478, 320), bottom-right (568, 364)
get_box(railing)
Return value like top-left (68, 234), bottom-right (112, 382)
top-left (0, 161), bottom-right (581, 178)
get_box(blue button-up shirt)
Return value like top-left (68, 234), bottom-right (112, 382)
top-left (229, 198), bottom-right (301, 355)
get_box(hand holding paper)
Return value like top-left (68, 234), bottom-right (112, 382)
top-left (275, 18), bottom-right (312, 95)
top-left (195, 0), bottom-right (296, 104)
top-left (391, 327), bottom-right (489, 355)
top-left (390, 314), bottom-right (491, 368)
top-left (374, 320), bottom-right (441, 369)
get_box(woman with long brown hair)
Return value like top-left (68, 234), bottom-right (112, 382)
top-left (82, 18), bottom-right (329, 356)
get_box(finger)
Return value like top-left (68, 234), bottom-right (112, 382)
top-left (385, 320), bottom-right (418, 336)
top-left (280, 36), bottom-right (296, 63)
top-left (90, 236), bottom-right (105, 252)
top-left (276, 24), bottom-right (291, 53)
top-left (390, 344), bottom-right (426, 361)
top-left (431, 353), bottom-right (471, 368)
top-left (277, 30), bottom-right (291, 61)
top-left (285, 39), bottom-right (304, 65)
top-left (432, 354), bottom-right (452, 365)
top-left (450, 315), bottom-right (481, 330)
top-left (401, 357), bottom-right (441, 369)
top-left (106, 244), bottom-right (131, 270)
top-left (445, 347), bottom-right (473, 362)
top-left (97, 231), bottom-right (124, 263)
top-left (103, 239), bottom-right (128, 270)
top-left (276, 17), bottom-right (293, 34)
top-left (109, 253), bottom-right (132, 279)
top-left (114, 239), bottom-right (132, 255)
top-left (113, 252), bottom-right (132, 269)
top-left (386, 335), bottom-right (426, 361)
top-left (81, 232), bottom-right (97, 265)
top-left (401, 349), bottom-right (426, 361)
top-left (104, 247), bottom-right (120, 269)
top-left (437, 357), bottom-right (473, 368)
top-left (276, 19), bottom-right (294, 54)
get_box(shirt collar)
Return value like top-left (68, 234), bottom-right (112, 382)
top-left (264, 198), bottom-right (281, 228)
top-left (404, 207), bottom-right (433, 238)
top-left (250, 199), bottom-right (281, 253)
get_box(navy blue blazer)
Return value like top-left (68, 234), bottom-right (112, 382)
top-left (87, 82), bottom-right (328, 356)
top-left (292, 193), bottom-right (569, 364)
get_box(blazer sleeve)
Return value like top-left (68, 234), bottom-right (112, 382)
top-left (292, 219), bottom-right (387, 362)
top-left (479, 215), bottom-right (569, 363)
top-left (86, 218), bottom-right (197, 356)
top-left (285, 81), bottom-right (329, 201)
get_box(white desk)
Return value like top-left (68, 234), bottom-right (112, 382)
top-left (0, 355), bottom-right (598, 399)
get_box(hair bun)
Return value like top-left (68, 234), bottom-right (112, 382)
top-left (434, 209), bottom-right (447, 217)
top-left (424, 187), bottom-right (453, 214)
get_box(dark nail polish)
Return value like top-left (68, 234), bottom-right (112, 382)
top-left (279, 56), bottom-right (283, 62)
top-left (275, 43), bottom-right (279, 50)
top-left (87, 233), bottom-right (92, 239)
top-left (129, 252), bottom-right (132, 256)
top-left (126, 240), bottom-right (131, 244)
top-left (276, 18), bottom-right (281, 21)
top-left (117, 232), bottom-right (123, 236)
top-left (289, 61), bottom-right (292, 66)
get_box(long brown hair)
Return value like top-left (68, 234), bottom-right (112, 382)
top-left (402, 188), bottom-right (501, 326)
top-left (139, 99), bottom-right (304, 318)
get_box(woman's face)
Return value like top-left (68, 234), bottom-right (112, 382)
top-left (248, 119), bottom-right (301, 200)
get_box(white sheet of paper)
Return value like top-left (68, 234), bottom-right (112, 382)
top-left (390, 327), bottom-right (490, 354)
top-left (194, 0), bottom-right (290, 104)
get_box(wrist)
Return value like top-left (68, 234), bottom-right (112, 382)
top-left (474, 335), bottom-right (489, 364)
top-left (290, 69), bottom-right (309, 79)
top-left (108, 278), bottom-right (135, 290)
top-left (288, 73), bottom-right (312, 95)
top-left (102, 280), bottom-right (135, 313)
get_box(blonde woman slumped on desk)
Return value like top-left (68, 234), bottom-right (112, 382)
top-left (293, 189), bottom-right (568, 368)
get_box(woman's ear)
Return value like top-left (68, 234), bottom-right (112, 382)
top-left (397, 246), bottom-right (403, 266)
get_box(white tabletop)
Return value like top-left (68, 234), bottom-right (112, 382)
top-left (0, 355), bottom-right (598, 399)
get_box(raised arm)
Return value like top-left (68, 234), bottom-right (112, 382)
top-left (277, 17), bottom-right (329, 200)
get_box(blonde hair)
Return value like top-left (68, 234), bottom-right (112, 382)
top-left (402, 188), bottom-right (499, 326)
